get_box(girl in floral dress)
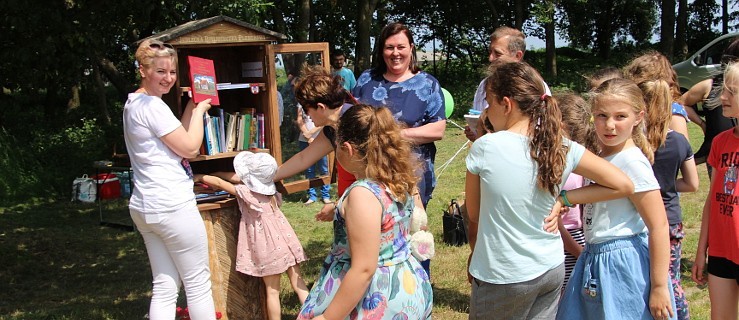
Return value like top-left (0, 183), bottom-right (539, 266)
top-left (298, 104), bottom-right (433, 320)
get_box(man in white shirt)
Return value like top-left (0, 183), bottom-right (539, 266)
top-left (465, 27), bottom-right (550, 141)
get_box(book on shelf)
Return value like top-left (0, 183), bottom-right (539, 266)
top-left (187, 56), bottom-right (220, 105)
top-left (257, 113), bottom-right (265, 149)
top-left (240, 108), bottom-right (255, 151)
top-left (225, 112), bottom-right (237, 152)
top-left (242, 113), bottom-right (253, 150)
top-left (194, 183), bottom-right (231, 203)
top-left (217, 108), bottom-right (226, 152)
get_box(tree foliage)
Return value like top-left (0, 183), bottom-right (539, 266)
top-left (1, 0), bottom-right (736, 201)
top-left (559, 0), bottom-right (657, 59)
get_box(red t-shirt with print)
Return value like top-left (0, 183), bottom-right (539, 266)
top-left (707, 128), bottom-right (739, 264)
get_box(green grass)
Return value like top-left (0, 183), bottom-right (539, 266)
top-left (0, 124), bottom-right (711, 319)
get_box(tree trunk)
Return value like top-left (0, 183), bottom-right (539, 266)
top-left (722, 0), bottom-right (729, 34)
top-left (354, 0), bottom-right (381, 76)
top-left (92, 62), bottom-right (111, 125)
top-left (288, 0), bottom-right (310, 73)
top-left (514, 0), bottom-right (525, 30)
top-left (675, 0), bottom-right (688, 60)
top-left (296, 0), bottom-right (310, 42)
top-left (98, 58), bottom-right (135, 100)
top-left (545, 1), bottom-right (557, 80)
top-left (660, 0), bottom-right (676, 60)
top-left (483, 0), bottom-right (501, 30)
top-left (67, 85), bottom-right (80, 112)
top-left (269, 1), bottom-right (287, 37)
top-left (595, 2), bottom-right (614, 59)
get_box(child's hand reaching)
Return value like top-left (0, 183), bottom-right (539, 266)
top-left (315, 203), bottom-right (335, 222)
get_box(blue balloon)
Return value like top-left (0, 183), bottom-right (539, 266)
top-left (441, 88), bottom-right (454, 118)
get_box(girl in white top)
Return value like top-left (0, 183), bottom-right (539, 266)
top-left (123, 39), bottom-right (215, 320)
top-left (465, 61), bottom-right (633, 319)
top-left (557, 78), bottom-right (676, 320)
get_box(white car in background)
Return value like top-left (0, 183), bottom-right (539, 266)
top-left (673, 32), bottom-right (739, 92)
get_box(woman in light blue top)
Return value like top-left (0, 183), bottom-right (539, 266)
top-left (465, 61), bottom-right (634, 319)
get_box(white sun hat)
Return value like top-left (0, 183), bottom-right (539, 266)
top-left (233, 151), bottom-right (277, 195)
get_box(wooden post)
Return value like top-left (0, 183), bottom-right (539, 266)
top-left (200, 200), bottom-right (266, 319)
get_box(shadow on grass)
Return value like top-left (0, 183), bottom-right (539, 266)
top-left (0, 199), bottom-right (152, 319)
top-left (430, 283), bottom-right (470, 314)
top-left (278, 238), bottom-right (332, 317)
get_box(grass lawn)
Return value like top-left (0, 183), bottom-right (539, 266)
top-left (0, 122), bottom-right (711, 319)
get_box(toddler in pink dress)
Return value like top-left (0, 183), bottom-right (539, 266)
top-left (195, 151), bottom-right (309, 320)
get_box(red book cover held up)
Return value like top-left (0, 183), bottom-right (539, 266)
top-left (188, 56), bottom-right (220, 105)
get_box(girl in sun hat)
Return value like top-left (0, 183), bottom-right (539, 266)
top-left (195, 151), bottom-right (309, 320)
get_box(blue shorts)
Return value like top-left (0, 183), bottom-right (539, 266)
top-left (556, 233), bottom-right (677, 320)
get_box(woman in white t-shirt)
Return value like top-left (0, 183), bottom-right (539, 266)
top-left (123, 39), bottom-right (215, 320)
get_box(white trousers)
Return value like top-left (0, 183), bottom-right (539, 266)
top-left (130, 203), bottom-right (215, 320)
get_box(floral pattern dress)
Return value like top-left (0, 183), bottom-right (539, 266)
top-left (233, 185), bottom-right (307, 277)
top-left (297, 180), bottom-right (433, 320)
top-left (352, 70), bottom-right (446, 208)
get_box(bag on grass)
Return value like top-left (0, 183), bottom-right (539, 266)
top-left (442, 199), bottom-right (468, 246)
top-left (72, 174), bottom-right (96, 203)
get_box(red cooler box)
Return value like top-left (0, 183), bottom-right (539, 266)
top-left (95, 173), bottom-right (121, 199)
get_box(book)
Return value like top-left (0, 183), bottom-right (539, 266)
top-left (249, 112), bottom-right (258, 149)
top-left (188, 56), bottom-right (220, 105)
top-left (203, 113), bottom-right (214, 155)
top-left (242, 113), bottom-right (253, 150)
top-left (257, 113), bottom-right (265, 149)
top-left (225, 112), bottom-right (237, 152)
top-left (217, 108), bottom-right (226, 152)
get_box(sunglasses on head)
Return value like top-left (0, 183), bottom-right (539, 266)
top-left (149, 42), bottom-right (174, 50)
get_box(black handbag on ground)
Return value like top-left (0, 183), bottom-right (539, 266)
top-left (442, 199), bottom-right (468, 246)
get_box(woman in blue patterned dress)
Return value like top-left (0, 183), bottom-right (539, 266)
top-left (352, 22), bottom-right (446, 209)
top-left (297, 104), bottom-right (432, 320)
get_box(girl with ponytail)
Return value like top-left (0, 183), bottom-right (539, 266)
top-left (558, 78), bottom-right (677, 320)
top-left (297, 104), bottom-right (432, 320)
top-left (639, 79), bottom-right (699, 320)
top-left (465, 61), bottom-right (633, 319)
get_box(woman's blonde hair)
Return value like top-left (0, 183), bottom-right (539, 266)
top-left (638, 79), bottom-right (673, 151)
top-left (336, 104), bottom-right (419, 202)
top-left (592, 78), bottom-right (653, 163)
top-left (723, 62), bottom-right (739, 107)
top-left (623, 51), bottom-right (681, 101)
top-left (135, 39), bottom-right (177, 70)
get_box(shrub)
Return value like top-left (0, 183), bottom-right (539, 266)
top-left (0, 128), bottom-right (48, 203)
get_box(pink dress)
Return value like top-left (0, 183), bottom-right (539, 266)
top-left (234, 185), bottom-right (307, 277)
